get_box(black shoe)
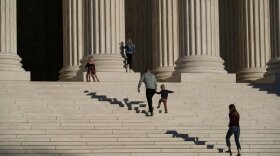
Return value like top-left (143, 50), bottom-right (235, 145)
top-left (156, 106), bottom-right (160, 109)
top-left (150, 113), bottom-right (154, 116)
top-left (225, 150), bottom-right (232, 153)
top-left (236, 154), bottom-right (241, 156)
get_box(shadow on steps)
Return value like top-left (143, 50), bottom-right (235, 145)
top-left (166, 130), bottom-right (224, 153)
top-left (84, 90), bottom-right (148, 116)
top-left (249, 83), bottom-right (280, 96)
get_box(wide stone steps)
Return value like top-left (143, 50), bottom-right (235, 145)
top-left (0, 81), bottom-right (280, 155)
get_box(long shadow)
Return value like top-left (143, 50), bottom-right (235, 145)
top-left (166, 130), bottom-right (225, 153)
top-left (84, 90), bottom-right (148, 116)
top-left (249, 83), bottom-right (280, 96)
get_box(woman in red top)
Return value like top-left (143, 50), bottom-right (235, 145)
top-left (225, 104), bottom-right (241, 156)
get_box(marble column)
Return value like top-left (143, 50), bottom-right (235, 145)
top-left (152, 0), bottom-right (179, 81)
top-left (0, 0), bottom-right (29, 80)
top-left (59, 0), bottom-right (83, 81)
top-left (175, 0), bottom-right (226, 73)
top-left (80, 0), bottom-right (125, 72)
top-left (237, 0), bottom-right (271, 82)
top-left (263, 0), bottom-right (280, 83)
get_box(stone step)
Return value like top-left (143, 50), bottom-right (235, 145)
top-left (0, 148), bottom-right (220, 154)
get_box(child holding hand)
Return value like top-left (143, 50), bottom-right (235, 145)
top-left (156, 84), bottom-right (174, 113)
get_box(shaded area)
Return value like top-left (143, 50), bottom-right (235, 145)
top-left (125, 0), bottom-right (153, 72)
top-left (219, 0), bottom-right (239, 74)
top-left (17, 0), bottom-right (63, 81)
top-left (166, 130), bottom-right (231, 153)
top-left (166, 130), bottom-right (207, 146)
top-left (84, 90), bottom-right (148, 115)
top-left (249, 83), bottom-right (280, 96)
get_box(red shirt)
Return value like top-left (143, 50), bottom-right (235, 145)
top-left (229, 110), bottom-right (240, 127)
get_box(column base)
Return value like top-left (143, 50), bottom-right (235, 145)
top-left (237, 68), bottom-right (266, 82)
top-left (264, 58), bottom-right (280, 77)
top-left (91, 54), bottom-right (126, 72)
top-left (256, 73), bottom-right (280, 84)
top-left (0, 54), bottom-right (30, 80)
top-left (59, 66), bottom-right (80, 81)
top-left (257, 58), bottom-right (280, 84)
top-left (75, 72), bottom-right (140, 82)
top-left (174, 56), bottom-right (227, 73)
top-left (152, 66), bottom-right (175, 82)
top-left (0, 54), bottom-right (25, 71)
top-left (0, 71), bottom-right (30, 81)
top-left (165, 73), bottom-right (236, 83)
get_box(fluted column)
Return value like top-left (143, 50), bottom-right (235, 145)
top-left (263, 0), bottom-right (280, 82)
top-left (152, 0), bottom-right (179, 81)
top-left (80, 0), bottom-right (125, 72)
top-left (59, 0), bottom-right (83, 81)
top-left (237, 0), bottom-right (271, 82)
top-left (0, 0), bottom-right (29, 80)
top-left (175, 0), bottom-right (226, 73)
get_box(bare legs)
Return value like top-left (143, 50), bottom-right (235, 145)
top-left (157, 98), bottom-right (168, 113)
top-left (86, 72), bottom-right (90, 82)
top-left (91, 74), bottom-right (100, 82)
top-left (86, 72), bottom-right (100, 82)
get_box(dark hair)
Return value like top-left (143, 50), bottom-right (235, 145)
top-left (145, 67), bottom-right (150, 72)
top-left (229, 104), bottom-right (236, 111)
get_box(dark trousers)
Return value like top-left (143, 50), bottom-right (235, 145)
top-left (126, 53), bottom-right (133, 69)
top-left (226, 126), bottom-right (241, 150)
top-left (146, 89), bottom-right (156, 113)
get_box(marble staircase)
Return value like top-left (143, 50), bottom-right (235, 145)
top-left (0, 81), bottom-right (279, 156)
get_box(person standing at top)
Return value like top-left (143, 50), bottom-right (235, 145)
top-left (138, 67), bottom-right (157, 116)
top-left (225, 104), bottom-right (241, 156)
top-left (85, 56), bottom-right (100, 82)
top-left (124, 38), bottom-right (135, 72)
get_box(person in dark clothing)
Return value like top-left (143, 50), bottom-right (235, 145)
top-left (156, 84), bottom-right (174, 113)
top-left (225, 104), bottom-right (241, 156)
top-left (138, 67), bottom-right (157, 116)
top-left (85, 56), bottom-right (100, 82)
top-left (124, 38), bottom-right (135, 72)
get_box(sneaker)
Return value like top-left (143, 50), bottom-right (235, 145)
top-left (150, 113), bottom-right (154, 116)
top-left (165, 112), bottom-right (168, 114)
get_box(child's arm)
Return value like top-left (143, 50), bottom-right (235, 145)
top-left (168, 90), bottom-right (174, 93)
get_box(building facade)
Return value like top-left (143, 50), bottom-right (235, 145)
top-left (0, 0), bottom-right (279, 83)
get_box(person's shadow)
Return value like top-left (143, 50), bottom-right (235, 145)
top-left (84, 90), bottom-right (148, 115)
top-left (119, 42), bottom-right (128, 71)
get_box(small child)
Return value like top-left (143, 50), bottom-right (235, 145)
top-left (85, 56), bottom-right (100, 82)
top-left (156, 84), bottom-right (174, 113)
